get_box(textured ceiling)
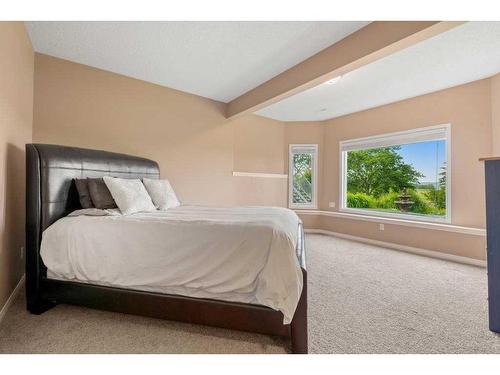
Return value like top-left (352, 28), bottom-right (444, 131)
top-left (256, 22), bottom-right (500, 121)
top-left (25, 21), bottom-right (369, 102)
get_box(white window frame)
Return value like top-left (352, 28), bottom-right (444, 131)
top-left (289, 144), bottom-right (318, 210)
top-left (339, 124), bottom-right (451, 223)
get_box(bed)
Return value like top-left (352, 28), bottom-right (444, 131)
top-left (25, 143), bottom-right (308, 353)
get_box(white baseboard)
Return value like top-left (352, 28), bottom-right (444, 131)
top-left (0, 275), bottom-right (25, 324)
top-left (305, 229), bottom-right (487, 268)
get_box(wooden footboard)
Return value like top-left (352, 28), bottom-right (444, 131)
top-left (34, 268), bottom-right (307, 353)
top-left (291, 268), bottom-right (308, 354)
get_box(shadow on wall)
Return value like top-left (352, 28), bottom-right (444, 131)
top-left (0, 143), bottom-right (26, 305)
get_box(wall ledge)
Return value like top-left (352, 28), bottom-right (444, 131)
top-left (232, 171), bottom-right (288, 179)
top-left (306, 229), bottom-right (486, 267)
top-left (296, 210), bottom-right (486, 237)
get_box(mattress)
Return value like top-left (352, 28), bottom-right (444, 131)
top-left (40, 205), bottom-right (304, 324)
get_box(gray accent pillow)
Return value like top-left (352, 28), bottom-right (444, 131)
top-left (87, 178), bottom-right (117, 209)
top-left (75, 178), bottom-right (94, 209)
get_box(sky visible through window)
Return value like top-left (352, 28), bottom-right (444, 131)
top-left (396, 140), bottom-right (445, 185)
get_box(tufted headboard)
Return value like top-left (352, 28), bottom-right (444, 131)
top-left (25, 143), bottom-right (160, 310)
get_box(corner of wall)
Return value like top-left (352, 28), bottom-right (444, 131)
top-left (0, 21), bottom-right (34, 314)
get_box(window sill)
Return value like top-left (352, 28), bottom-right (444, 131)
top-left (294, 209), bottom-right (486, 236)
top-left (339, 207), bottom-right (450, 224)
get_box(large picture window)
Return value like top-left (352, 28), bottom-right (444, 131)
top-left (340, 125), bottom-right (451, 222)
top-left (289, 144), bottom-right (318, 209)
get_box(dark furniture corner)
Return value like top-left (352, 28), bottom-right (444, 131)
top-left (25, 143), bottom-right (308, 354)
top-left (484, 158), bottom-right (500, 333)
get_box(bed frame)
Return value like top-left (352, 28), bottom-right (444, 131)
top-left (25, 143), bottom-right (308, 354)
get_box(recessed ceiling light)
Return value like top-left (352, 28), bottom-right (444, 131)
top-left (324, 76), bottom-right (342, 85)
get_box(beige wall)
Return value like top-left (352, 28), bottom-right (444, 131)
top-left (231, 115), bottom-right (288, 206)
top-left (316, 214), bottom-right (486, 260)
top-left (492, 73), bottom-right (500, 155)
top-left (233, 115), bottom-right (285, 174)
top-left (0, 23), bottom-right (34, 310)
top-left (33, 54), bottom-right (289, 208)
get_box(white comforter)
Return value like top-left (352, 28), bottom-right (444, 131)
top-left (40, 206), bottom-right (303, 323)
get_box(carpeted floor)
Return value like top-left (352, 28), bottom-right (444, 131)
top-left (1, 234), bottom-right (499, 353)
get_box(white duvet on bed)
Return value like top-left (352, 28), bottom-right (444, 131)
top-left (40, 206), bottom-right (303, 323)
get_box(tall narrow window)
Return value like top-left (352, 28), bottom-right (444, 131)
top-left (289, 144), bottom-right (318, 209)
top-left (340, 125), bottom-right (451, 223)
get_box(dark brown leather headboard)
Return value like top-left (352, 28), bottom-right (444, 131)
top-left (25, 143), bottom-right (159, 310)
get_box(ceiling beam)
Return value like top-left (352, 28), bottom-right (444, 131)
top-left (226, 21), bottom-right (465, 119)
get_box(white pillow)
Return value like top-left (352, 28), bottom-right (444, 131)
top-left (142, 178), bottom-right (180, 210)
top-left (102, 177), bottom-right (157, 215)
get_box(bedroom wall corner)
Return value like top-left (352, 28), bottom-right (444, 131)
top-left (231, 114), bottom-right (288, 207)
top-left (0, 22), bottom-right (34, 313)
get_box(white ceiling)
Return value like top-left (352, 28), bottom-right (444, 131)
top-left (256, 21), bottom-right (500, 122)
top-left (25, 21), bottom-right (369, 103)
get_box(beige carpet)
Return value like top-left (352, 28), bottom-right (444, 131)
top-left (1, 234), bottom-right (499, 353)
